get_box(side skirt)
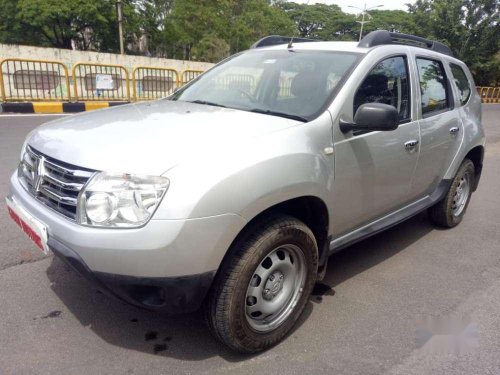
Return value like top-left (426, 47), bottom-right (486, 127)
top-left (328, 179), bottom-right (452, 254)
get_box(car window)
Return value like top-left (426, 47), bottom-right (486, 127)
top-left (214, 70), bottom-right (261, 96)
top-left (276, 64), bottom-right (346, 101)
top-left (171, 50), bottom-right (360, 121)
top-left (416, 58), bottom-right (451, 116)
top-left (354, 56), bottom-right (410, 122)
top-left (450, 63), bottom-right (471, 106)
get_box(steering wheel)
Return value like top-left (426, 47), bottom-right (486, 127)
top-left (235, 87), bottom-right (259, 104)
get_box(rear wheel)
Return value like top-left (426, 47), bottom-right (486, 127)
top-left (205, 215), bottom-right (318, 353)
top-left (428, 159), bottom-right (475, 228)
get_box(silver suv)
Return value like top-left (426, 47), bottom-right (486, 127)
top-left (6, 31), bottom-right (484, 353)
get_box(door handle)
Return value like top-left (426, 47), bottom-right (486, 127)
top-left (449, 126), bottom-right (460, 134)
top-left (404, 139), bottom-right (419, 150)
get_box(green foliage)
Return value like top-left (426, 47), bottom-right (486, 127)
top-left (226, 0), bottom-right (295, 52)
top-left (0, 0), bottom-right (497, 83)
top-left (279, 2), bottom-right (344, 38)
top-left (408, 0), bottom-right (499, 85)
top-left (0, 0), bottom-right (141, 52)
top-left (192, 34), bottom-right (230, 62)
top-left (360, 10), bottom-right (415, 35)
top-left (277, 3), bottom-right (416, 41)
top-left (0, 0), bottom-right (34, 45)
top-left (159, 0), bottom-right (295, 60)
top-left (18, 0), bottom-right (114, 49)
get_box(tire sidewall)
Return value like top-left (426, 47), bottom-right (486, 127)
top-left (228, 222), bottom-right (318, 351)
top-left (445, 160), bottom-right (475, 226)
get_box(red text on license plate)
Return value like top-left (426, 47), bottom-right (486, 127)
top-left (8, 206), bottom-right (44, 251)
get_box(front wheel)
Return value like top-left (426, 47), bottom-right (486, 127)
top-left (205, 215), bottom-right (318, 353)
top-left (428, 158), bottom-right (475, 228)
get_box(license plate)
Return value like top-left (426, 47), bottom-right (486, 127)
top-left (6, 197), bottom-right (49, 254)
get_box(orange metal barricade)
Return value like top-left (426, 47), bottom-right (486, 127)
top-left (0, 58), bottom-right (71, 101)
top-left (477, 87), bottom-right (500, 103)
top-left (72, 62), bottom-right (130, 101)
top-left (181, 69), bottom-right (204, 85)
top-left (132, 66), bottom-right (180, 100)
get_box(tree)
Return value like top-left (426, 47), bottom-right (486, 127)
top-left (153, 0), bottom-right (294, 61)
top-left (192, 34), bottom-right (230, 62)
top-left (0, 0), bottom-right (497, 85)
top-left (279, 2), bottom-right (344, 39)
top-left (358, 10), bottom-right (415, 35)
top-left (16, 0), bottom-right (114, 50)
top-left (135, 0), bottom-right (174, 56)
top-left (166, 0), bottom-right (222, 60)
top-left (408, 0), bottom-right (499, 85)
top-left (0, 0), bottom-right (141, 52)
top-left (225, 0), bottom-right (295, 53)
top-left (0, 0), bottom-right (39, 45)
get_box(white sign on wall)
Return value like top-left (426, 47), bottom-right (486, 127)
top-left (96, 74), bottom-right (114, 90)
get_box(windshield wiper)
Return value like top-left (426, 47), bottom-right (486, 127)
top-left (188, 100), bottom-right (227, 108)
top-left (249, 108), bottom-right (308, 122)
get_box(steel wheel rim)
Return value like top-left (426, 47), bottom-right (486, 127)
top-left (452, 173), bottom-right (471, 217)
top-left (244, 244), bottom-right (307, 333)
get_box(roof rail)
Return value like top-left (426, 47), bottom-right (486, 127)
top-left (358, 30), bottom-right (453, 57)
top-left (251, 35), bottom-right (317, 49)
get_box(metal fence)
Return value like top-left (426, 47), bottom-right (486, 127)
top-left (72, 63), bottom-right (130, 101)
top-left (477, 87), bottom-right (500, 103)
top-left (181, 69), bottom-right (204, 85)
top-left (0, 60), bottom-right (207, 102)
top-left (132, 66), bottom-right (179, 101)
top-left (1, 58), bottom-right (498, 104)
top-left (0, 58), bottom-right (71, 102)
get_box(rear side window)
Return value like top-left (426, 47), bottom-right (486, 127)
top-left (450, 63), bottom-right (471, 105)
top-left (354, 56), bottom-right (410, 122)
top-left (416, 58), bottom-right (451, 116)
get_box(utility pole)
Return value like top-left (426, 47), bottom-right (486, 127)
top-left (348, 3), bottom-right (384, 41)
top-left (117, 0), bottom-right (125, 54)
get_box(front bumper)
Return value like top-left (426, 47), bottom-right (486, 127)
top-left (8, 172), bottom-right (247, 313)
top-left (49, 236), bottom-right (215, 313)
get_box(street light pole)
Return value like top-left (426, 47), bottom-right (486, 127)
top-left (348, 3), bottom-right (384, 42)
top-left (359, 9), bottom-right (366, 42)
top-left (117, 0), bottom-right (125, 55)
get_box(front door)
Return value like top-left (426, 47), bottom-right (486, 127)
top-left (331, 55), bottom-right (420, 237)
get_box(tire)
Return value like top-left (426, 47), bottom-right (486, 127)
top-left (205, 215), bottom-right (318, 353)
top-left (428, 158), bottom-right (475, 228)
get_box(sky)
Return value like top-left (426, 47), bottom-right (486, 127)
top-left (295, 0), bottom-right (413, 14)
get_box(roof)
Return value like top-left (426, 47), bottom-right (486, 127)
top-left (251, 31), bottom-right (454, 57)
top-left (252, 41), bottom-right (368, 54)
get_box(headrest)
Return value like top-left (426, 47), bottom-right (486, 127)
top-left (361, 74), bottom-right (389, 91)
top-left (291, 71), bottom-right (324, 98)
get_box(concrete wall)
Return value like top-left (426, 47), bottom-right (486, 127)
top-left (0, 44), bottom-right (214, 74)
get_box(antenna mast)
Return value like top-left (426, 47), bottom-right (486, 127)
top-left (288, 0), bottom-right (311, 49)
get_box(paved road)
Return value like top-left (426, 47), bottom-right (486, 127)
top-left (0, 107), bottom-right (499, 374)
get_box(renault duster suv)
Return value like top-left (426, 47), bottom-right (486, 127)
top-left (6, 30), bottom-right (484, 353)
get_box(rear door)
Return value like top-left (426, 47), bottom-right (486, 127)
top-left (410, 56), bottom-right (464, 197)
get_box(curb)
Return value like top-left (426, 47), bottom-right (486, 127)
top-left (0, 101), bottom-right (129, 114)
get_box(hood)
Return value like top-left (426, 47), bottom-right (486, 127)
top-left (27, 100), bottom-right (299, 175)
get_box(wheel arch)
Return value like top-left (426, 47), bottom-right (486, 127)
top-left (464, 145), bottom-right (484, 191)
top-left (214, 195), bottom-right (330, 284)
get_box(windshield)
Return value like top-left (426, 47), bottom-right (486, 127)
top-left (170, 49), bottom-right (360, 121)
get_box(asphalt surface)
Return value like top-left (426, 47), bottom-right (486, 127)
top-left (0, 107), bottom-right (500, 374)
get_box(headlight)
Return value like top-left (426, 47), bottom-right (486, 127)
top-left (77, 172), bottom-right (169, 228)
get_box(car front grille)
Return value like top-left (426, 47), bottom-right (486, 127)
top-left (18, 146), bottom-right (96, 220)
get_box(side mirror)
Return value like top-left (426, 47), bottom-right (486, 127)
top-left (340, 103), bottom-right (399, 133)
